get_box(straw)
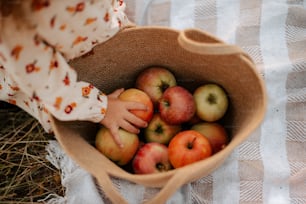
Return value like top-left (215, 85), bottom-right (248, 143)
top-left (0, 106), bottom-right (64, 203)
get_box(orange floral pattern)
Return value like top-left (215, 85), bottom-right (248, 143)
top-left (82, 84), bottom-right (94, 97)
top-left (26, 61), bottom-right (41, 73)
top-left (84, 17), bottom-right (97, 25)
top-left (59, 24), bottom-right (67, 31)
top-left (104, 12), bottom-right (110, 22)
top-left (11, 45), bottom-right (23, 60)
top-left (32, 92), bottom-right (40, 102)
top-left (8, 84), bottom-right (20, 91)
top-left (72, 36), bottom-right (88, 47)
top-left (49, 59), bottom-right (59, 70)
top-left (8, 99), bottom-right (16, 105)
top-left (101, 107), bottom-right (106, 115)
top-left (23, 100), bottom-right (29, 107)
top-left (50, 16), bottom-right (56, 28)
top-left (66, 2), bottom-right (85, 14)
top-left (62, 73), bottom-right (70, 86)
top-left (64, 102), bottom-right (77, 114)
top-left (0, 0), bottom-right (128, 132)
top-left (31, 0), bottom-right (50, 11)
top-left (54, 97), bottom-right (62, 110)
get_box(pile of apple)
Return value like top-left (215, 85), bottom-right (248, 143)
top-left (95, 67), bottom-right (229, 174)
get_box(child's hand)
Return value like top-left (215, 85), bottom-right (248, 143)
top-left (100, 88), bottom-right (148, 148)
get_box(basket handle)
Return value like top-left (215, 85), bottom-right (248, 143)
top-left (143, 170), bottom-right (188, 204)
top-left (49, 115), bottom-right (189, 204)
top-left (178, 28), bottom-right (245, 55)
top-left (94, 168), bottom-right (189, 204)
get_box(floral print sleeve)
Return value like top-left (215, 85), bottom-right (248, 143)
top-left (0, 0), bottom-right (128, 132)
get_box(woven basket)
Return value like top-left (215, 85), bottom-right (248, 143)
top-left (50, 26), bottom-right (267, 204)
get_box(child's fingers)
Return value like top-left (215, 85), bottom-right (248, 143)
top-left (109, 127), bottom-right (124, 148)
top-left (120, 120), bottom-right (140, 134)
top-left (125, 111), bottom-right (147, 128)
top-left (109, 88), bottom-right (125, 98)
top-left (125, 101), bottom-right (148, 111)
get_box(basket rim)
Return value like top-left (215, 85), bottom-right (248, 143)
top-left (51, 25), bottom-right (267, 185)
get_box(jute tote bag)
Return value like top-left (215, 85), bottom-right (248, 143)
top-left (50, 26), bottom-right (267, 204)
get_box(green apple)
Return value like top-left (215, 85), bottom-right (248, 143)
top-left (144, 113), bottom-right (181, 145)
top-left (193, 84), bottom-right (228, 122)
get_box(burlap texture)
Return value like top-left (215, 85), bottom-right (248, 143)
top-left (50, 26), bottom-right (266, 204)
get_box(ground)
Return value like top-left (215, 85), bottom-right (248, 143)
top-left (0, 103), bottom-right (64, 203)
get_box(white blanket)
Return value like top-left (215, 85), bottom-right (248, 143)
top-left (44, 0), bottom-right (306, 203)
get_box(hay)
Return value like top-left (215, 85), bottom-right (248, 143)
top-left (0, 104), bottom-right (64, 203)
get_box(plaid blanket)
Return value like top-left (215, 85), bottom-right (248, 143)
top-left (120, 0), bottom-right (306, 203)
top-left (43, 1), bottom-right (306, 203)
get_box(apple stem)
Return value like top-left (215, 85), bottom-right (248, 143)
top-left (155, 124), bottom-right (163, 134)
top-left (187, 137), bottom-right (197, 149)
top-left (162, 101), bottom-right (170, 107)
top-left (161, 82), bottom-right (170, 92)
top-left (207, 93), bottom-right (217, 104)
top-left (156, 163), bottom-right (167, 172)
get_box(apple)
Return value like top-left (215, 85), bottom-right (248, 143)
top-left (132, 142), bottom-right (172, 174)
top-left (185, 114), bottom-right (202, 126)
top-left (193, 84), bottom-right (228, 122)
top-left (119, 88), bottom-right (154, 122)
top-left (168, 130), bottom-right (212, 168)
top-left (144, 113), bottom-right (181, 145)
top-left (95, 127), bottom-right (139, 166)
top-left (159, 86), bottom-right (196, 125)
top-left (135, 67), bottom-right (177, 105)
top-left (191, 122), bottom-right (228, 154)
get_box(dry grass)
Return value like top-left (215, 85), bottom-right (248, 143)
top-left (0, 105), bottom-right (64, 203)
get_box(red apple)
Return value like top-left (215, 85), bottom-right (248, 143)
top-left (191, 122), bottom-right (229, 154)
top-left (186, 114), bottom-right (202, 126)
top-left (132, 142), bottom-right (172, 174)
top-left (135, 67), bottom-right (177, 105)
top-left (159, 86), bottom-right (196, 125)
top-left (193, 84), bottom-right (228, 122)
top-left (119, 88), bottom-right (154, 122)
top-left (144, 113), bottom-right (181, 145)
top-left (95, 127), bottom-right (139, 166)
top-left (168, 130), bottom-right (212, 168)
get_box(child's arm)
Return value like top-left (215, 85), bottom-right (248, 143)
top-left (1, 29), bottom-right (108, 123)
top-left (0, 0), bottom-right (146, 146)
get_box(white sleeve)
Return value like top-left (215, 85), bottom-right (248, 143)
top-left (0, 27), bottom-right (107, 123)
top-left (0, 0), bottom-right (128, 123)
